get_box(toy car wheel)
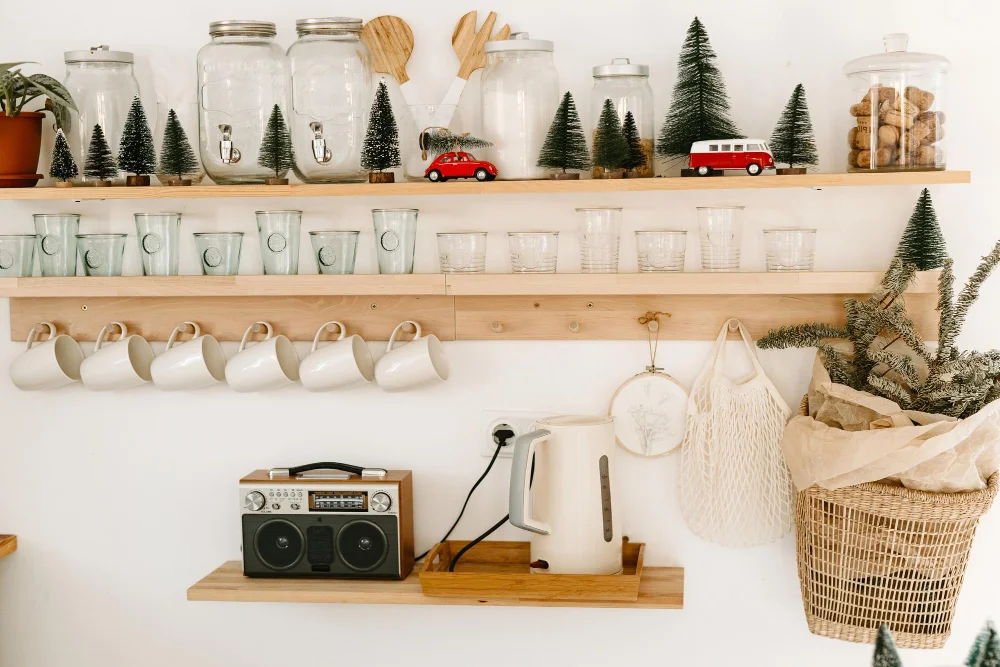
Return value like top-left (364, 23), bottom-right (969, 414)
top-left (486, 174), bottom-right (497, 181)
top-left (746, 163), bottom-right (762, 176)
top-left (696, 165), bottom-right (712, 177)
top-left (427, 170), bottom-right (442, 182)
top-left (474, 168), bottom-right (489, 182)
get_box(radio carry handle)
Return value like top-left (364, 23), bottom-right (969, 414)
top-left (268, 462), bottom-right (388, 479)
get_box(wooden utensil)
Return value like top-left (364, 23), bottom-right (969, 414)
top-left (437, 10), bottom-right (510, 125)
top-left (361, 16), bottom-right (422, 106)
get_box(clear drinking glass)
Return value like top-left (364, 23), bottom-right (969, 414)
top-left (437, 232), bottom-right (487, 274)
top-left (764, 229), bottom-right (817, 271)
top-left (636, 230), bottom-right (687, 272)
top-left (309, 231), bottom-right (359, 275)
top-left (698, 206), bottom-right (744, 272)
top-left (403, 105), bottom-right (460, 181)
top-left (372, 209), bottom-right (418, 275)
top-left (0, 235), bottom-right (37, 277)
top-left (193, 232), bottom-right (244, 276)
top-left (577, 207), bottom-right (622, 273)
top-left (508, 232), bottom-right (559, 273)
top-left (154, 102), bottom-right (206, 185)
top-left (134, 213), bottom-right (182, 276)
top-left (33, 214), bottom-right (80, 277)
top-left (256, 211), bottom-right (302, 275)
top-left (76, 234), bottom-right (126, 277)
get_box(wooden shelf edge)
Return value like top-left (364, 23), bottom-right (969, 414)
top-left (0, 535), bottom-right (17, 559)
top-left (186, 561), bottom-right (684, 609)
top-left (0, 170), bottom-right (971, 200)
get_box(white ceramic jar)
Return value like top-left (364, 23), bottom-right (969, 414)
top-left (481, 33), bottom-right (559, 180)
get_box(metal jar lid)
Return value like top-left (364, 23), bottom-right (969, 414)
top-left (64, 45), bottom-right (134, 64)
top-left (843, 33), bottom-right (950, 76)
top-left (484, 32), bottom-right (554, 53)
top-left (593, 57), bottom-right (648, 78)
top-left (209, 20), bottom-right (277, 38)
top-left (296, 17), bottom-right (363, 35)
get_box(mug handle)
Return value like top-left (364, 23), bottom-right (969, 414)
top-left (165, 322), bottom-right (201, 352)
top-left (25, 322), bottom-right (56, 351)
top-left (94, 322), bottom-right (127, 353)
top-left (311, 321), bottom-right (347, 353)
top-left (385, 320), bottom-right (421, 353)
top-left (239, 321), bottom-right (274, 353)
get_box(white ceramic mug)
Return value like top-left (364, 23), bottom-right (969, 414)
top-left (225, 321), bottom-right (299, 392)
top-left (9, 322), bottom-right (85, 390)
top-left (374, 320), bottom-right (449, 392)
top-left (80, 322), bottom-right (154, 391)
top-left (150, 321), bottom-right (227, 391)
top-left (299, 321), bottom-right (375, 392)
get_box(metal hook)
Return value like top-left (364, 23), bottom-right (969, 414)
top-left (491, 320), bottom-right (504, 333)
top-left (569, 321), bottom-right (580, 334)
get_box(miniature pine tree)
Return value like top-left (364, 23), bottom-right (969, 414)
top-left (84, 124), bottom-right (117, 182)
top-left (872, 625), bottom-right (902, 667)
top-left (621, 111), bottom-right (646, 172)
top-left (49, 129), bottom-right (78, 182)
top-left (117, 95), bottom-right (156, 177)
top-left (257, 104), bottom-right (294, 179)
top-left (158, 109), bottom-right (200, 182)
top-left (977, 624), bottom-right (1000, 667)
top-left (657, 16), bottom-right (742, 159)
top-left (361, 81), bottom-right (401, 173)
top-left (422, 129), bottom-right (492, 157)
top-left (895, 188), bottom-right (948, 270)
top-left (967, 622), bottom-right (998, 667)
top-left (537, 91), bottom-right (590, 173)
top-left (592, 98), bottom-right (628, 174)
top-left (769, 83), bottom-right (818, 169)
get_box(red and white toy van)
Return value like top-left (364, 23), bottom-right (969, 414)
top-left (689, 139), bottom-right (775, 176)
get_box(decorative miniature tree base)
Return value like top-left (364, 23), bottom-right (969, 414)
top-left (550, 172), bottom-right (579, 180)
top-left (92, 180), bottom-right (112, 187)
top-left (163, 177), bottom-right (193, 187)
top-left (776, 167), bottom-right (807, 175)
top-left (126, 175), bottom-right (150, 186)
top-left (597, 169), bottom-right (623, 180)
top-left (54, 181), bottom-right (75, 188)
top-left (369, 172), bottom-right (394, 184)
top-left (265, 177), bottom-right (289, 186)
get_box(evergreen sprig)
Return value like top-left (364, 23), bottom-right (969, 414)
top-left (872, 625), bottom-right (902, 667)
top-left (361, 81), bottom-right (401, 172)
top-left (769, 83), bottom-right (818, 169)
top-left (117, 95), bottom-right (156, 176)
top-left (621, 111), bottom-right (646, 172)
top-left (969, 622), bottom-right (1000, 667)
top-left (158, 109), bottom-right (199, 182)
top-left (84, 124), bottom-right (117, 181)
top-left (258, 104), bottom-right (294, 178)
top-left (49, 128), bottom-right (78, 182)
top-left (537, 91), bottom-right (590, 173)
top-left (895, 189), bottom-right (948, 270)
top-left (593, 98), bottom-right (627, 173)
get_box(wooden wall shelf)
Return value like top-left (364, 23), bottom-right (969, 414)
top-left (187, 560), bottom-right (684, 609)
top-left (0, 170), bottom-right (970, 201)
top-left (0, 535), bottom-right (17, 559)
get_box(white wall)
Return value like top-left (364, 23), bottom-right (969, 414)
top-left (1, 1), bottom-right (998, 665)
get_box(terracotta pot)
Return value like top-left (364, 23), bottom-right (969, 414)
top-left (0, 112), bottom-right (44, 187)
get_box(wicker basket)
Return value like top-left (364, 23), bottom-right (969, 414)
top-left (795, 398), bottom-right (999, 649)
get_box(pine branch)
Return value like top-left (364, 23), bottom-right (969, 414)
top-left (936, 258), bottom-right (957, 360)
top-left (951, 240), bottom-right (1000, 348)
top-left (757, 323), bottom-right (849, 349)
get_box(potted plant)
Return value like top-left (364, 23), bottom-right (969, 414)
top-left (1, 62), bottom-right (76, 188)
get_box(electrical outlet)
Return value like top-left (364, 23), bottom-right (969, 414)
top-left (480, 410), bottom-right (553, 458)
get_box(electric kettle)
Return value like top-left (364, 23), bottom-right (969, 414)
top-left (508, 415), bottom-right (622, 575)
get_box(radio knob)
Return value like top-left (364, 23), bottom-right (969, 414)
top-left (370, 492), bottom-right (392, 513)
top-left (244, 491), bottom-right (266, 512)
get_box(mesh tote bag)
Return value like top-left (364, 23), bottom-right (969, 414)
top-left (679, 318), bottom-right (794, 546)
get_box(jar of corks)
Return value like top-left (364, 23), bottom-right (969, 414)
top-left (843, 33), bottom-right (950, 171)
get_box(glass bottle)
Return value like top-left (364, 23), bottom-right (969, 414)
top-left (591, 58), bottom-right (654, 177)
top-left (288, 18), bottom-right (372, 183)
top-left (197, 21), bottom-right (291, 184)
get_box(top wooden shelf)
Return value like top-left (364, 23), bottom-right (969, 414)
top-left (0, 171), bottom-right (971, 201)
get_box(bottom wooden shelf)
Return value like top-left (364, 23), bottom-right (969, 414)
top-left (0, 535), bottom-right (17, 559)
top-left (187, 560), bottom-right (684, 609)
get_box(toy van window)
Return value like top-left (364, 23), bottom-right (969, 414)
top-left (709, 145), bottom-right (719, 152)
top-left (734, 144), bottom-right (744, 151)
top-left (721, 144), bottom-right (731, 151)
top-left (748, 143), bottom-right (760, 150)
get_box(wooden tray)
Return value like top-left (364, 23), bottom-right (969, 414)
top-left (419, 540), bottom-right (644, 602)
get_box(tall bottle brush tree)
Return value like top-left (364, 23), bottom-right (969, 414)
top-left (361, 81), bottom-right (401, 183)
top-left (537, 91), bottom-right (590, 178)
top-left (657, 17), bottom-right (742, 162)
top-left (621, 111), bottom-right (646, 174)
top-left (49, 128), bottom-right (78, 185)
top-left (258, 104), bottom-right (294, 184)
top-left (84, 124), bottom-right (117, 184)
top-left (117, 95), bottom-right (156, 185)
top-left (871, 625), bottom-right (902, 667)
top-left (769, 83), bottom-right (818, 172)
top-left (967, 621), bottom-right (1000, 667)
top-left (159, 109), bottom-right (200, 186)
top-left (895, 188), bottom-right (948, 270)
top-left (592, 98), bottom-right (628, 176)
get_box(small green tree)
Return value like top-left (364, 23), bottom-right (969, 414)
top-left (895, 188), bottom-right (948, 270)
top-left (361, 81), bottom-right (401, 173)
top-left (769, 83), bottom-right (818, 169)
top-left (49, 128), bottom-right (78, 183)
top-left (84, 124), bottom-right (117, 182)
top-left (158, 108), bottom-right (200, 183)
top-left (117, 95), bottom-right (156, 177)
top-left (257, 104), bottom-right (294, 179)
top-left (872, 625), bottom-right (902, 667)
top-left (422, 129), bottom-right (492, 158)
top-left (537, 91), bottom-right (590, 174)
top-left (592, 98), bottom-right (628, 174)
top-left (967, 622), bottom-right (998, 667)
top-left (621, 110), bottom-right (646, 173)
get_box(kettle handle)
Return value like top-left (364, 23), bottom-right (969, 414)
top-left (509, 429), bottom-right (552, 535)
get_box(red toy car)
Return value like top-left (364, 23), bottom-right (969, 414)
top-left (688, 139), bottom-right (775, 176)
top-left (424, 152), bottom-right (498, 182)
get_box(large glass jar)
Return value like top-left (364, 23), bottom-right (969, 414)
top-left (844, 34), bottom-right (950, 172)
top-left (288, 17), bottom-right (372, 183)
top-left (481, 33), bottom-right (559, 180)
top-left (591, 58), bottom-right (654, 178)
top-left (198, 21), bottom-right (291, 184)
top-left (63, 45), bottom-right (141, 184)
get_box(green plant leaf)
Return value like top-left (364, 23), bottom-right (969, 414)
top-left (27, 74), bottom-right (76, 112)
top-left (0, 62), bottom-right (33, 77)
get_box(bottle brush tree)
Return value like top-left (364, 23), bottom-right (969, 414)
top-left (117, 95), bottom-right (156, 183)
top-left (49, 128), bottom-right (78, 184)
top-left (84, 124), bottom-right (117, 183)
top-left (421, 129), bottom-right (492, 158)
top-left (657, 16), bottom-right (742, 161)
top-left (895, 188), bottom-right (948, 270)
top-left (621, 110), bottom-right (646, 174)
top-left (769, 83), bottom-right (818, 171)
top-left (871, 625), bottom-right (902, 667)
top-left (258, 104), bottom-right (294, 183)
top-left (592, 98), bottom-right (628, 176)
top-left (967, 621), bottom-right (999, 667)
top-left (537, 91), bottom-right (590, 176)
top-left (361, 81), bottom-right (401, 181)
top-left (158, 108), bottom-right (200, 185)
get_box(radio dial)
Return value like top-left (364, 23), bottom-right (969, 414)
top-left (370, 492), bottom-right (392, 513)
top-left (244, 491), bottom-right (266, 511)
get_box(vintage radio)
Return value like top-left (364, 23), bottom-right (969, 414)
top-left (241, 462), bottom-right (414, 579)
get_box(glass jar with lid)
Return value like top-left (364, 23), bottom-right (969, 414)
top-left (197, 20), bottom-right (291, 184)
top-left (481, 33), bottom-right (559, 180)
top-left (844, 34), bottom-right (950, 172)
top-left (591, 58), bottom-right (654, 178)
top-left (288, 17), bottom-right (373, 183)
top-left (63, 45), bottom-right (141, 184)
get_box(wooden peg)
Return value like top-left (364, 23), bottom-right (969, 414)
top-left (491, 320), bottom-right (504, 333)
top-left (569, 321), bottom-right (580, 334)
top-left (402, 322), bottom-right (416, 334)
top-left (647, 320), bottom-right (659, 333)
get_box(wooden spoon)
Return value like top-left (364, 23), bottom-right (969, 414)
top-left (437, 10), bottom-right (510, 125)
top-left (361, 16), bottom-right (421, 106)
